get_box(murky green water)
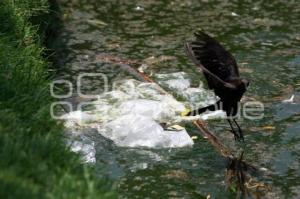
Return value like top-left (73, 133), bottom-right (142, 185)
top-left (53, 0), bottom-right (300, 198)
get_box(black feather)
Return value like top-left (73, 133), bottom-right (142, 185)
top-left (185, 30), bottom-right (250, 141)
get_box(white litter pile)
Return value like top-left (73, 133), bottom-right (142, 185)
top-left (62, 73), bottom-right (225, 152)
top-left (155, 72), bottom-right (218, 108)
top-left (100, 114), bottom-right (193, 148)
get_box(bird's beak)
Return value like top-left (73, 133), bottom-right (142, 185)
top-left (241, 79), bottom-right (250, 87)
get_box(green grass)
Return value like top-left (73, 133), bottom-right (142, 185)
top-left (0, 1), bottom-right (116, 198)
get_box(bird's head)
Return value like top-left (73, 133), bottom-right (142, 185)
top-left (238, 78), bottom-right (250, 94)
top-left (227, 78), bottom-right (250, 93)
top-left (241, 78), bottom-right (250, 88)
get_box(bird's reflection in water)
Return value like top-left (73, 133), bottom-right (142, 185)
top-left (225, 151), bottom-right (271, 198)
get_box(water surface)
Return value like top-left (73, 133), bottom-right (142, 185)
top-left (53, 0), bottom-right (300, 198)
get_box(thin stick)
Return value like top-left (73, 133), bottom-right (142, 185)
top-left (193, 120), bottom-right (234, 158)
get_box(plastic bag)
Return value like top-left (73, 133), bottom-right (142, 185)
top-left (62, 76), bottom-right (224, 149)
top-left (99, 114), bottom-right (194, 148)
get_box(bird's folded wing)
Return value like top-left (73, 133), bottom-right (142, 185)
top-left (185, 30), bottom-right (240, 90)
top-left (185, 42), bottom-right (236, 90)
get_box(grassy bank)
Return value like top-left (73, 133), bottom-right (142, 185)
top-left (0, 1), bottom-right (116, 198)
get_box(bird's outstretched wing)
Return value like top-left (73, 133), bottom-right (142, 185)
top-left (185, 30), bottom-right (239, 90)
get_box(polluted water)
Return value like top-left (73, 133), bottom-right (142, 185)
top-left (61, 72), bottom-right (226, 163)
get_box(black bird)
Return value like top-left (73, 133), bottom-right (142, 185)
top-left (184, 30), bottom-right (250, 141)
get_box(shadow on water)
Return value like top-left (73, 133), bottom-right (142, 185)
top-left (51, 0), bottom-right (300, 198)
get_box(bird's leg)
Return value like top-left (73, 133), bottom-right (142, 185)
top-left (233, 119), bottom-right (244, 142)
top-left (227, 119), bottom-right (239, 141)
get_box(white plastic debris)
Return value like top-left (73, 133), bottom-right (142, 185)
top-left (62, 73), bottom-right (225, 149)
top-left (119, 99), bottom-right (185, 122)
top-left (172, 110), bottom-right (226, 123)
top-left (231, 12), bottom-right (239, 16)
top-left (135, 6), bottom-right (144, 11)
top-left (98, 114), bottom-right (193, 148)
top-left (119, 99), bottom-right (166, 120)
top-left (155, 72), bottom-right (187, 80)
top-left (282, 95), bottom-right (294, 103)
top-left (155, 72), bottom-right (219, 108)
top-left (67, 134), bottom-right (96, 163)
top-left (162, 79), bottom-right (190, 91)
top-left (61, 110), bottom-right (99, 127)
top-left (201, 110), bottom-right (227, 120)
top-left (260, 167), bottom-right (268, 171)
top-left (137, 64), bottom-right (148, 73)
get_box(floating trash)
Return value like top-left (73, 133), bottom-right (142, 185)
top-left (98, 114), bottom-right (193, 148)
top-left (66, 131), bottom-right (96, 163)
top-left (155, 72), bottom-right (218, 108)
top-left (282, 94), bottom-right (294, 103)
top-left (86, 19), bottom-right (107, 27)
top-left (62, 74), bottom-right (225, 149)
top-left (231, 12), bottom-right (239, 17)
top-left (134, 6), bottom-right (144, 11)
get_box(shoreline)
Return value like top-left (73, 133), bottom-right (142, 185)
top-left (0, 1), bottom-right (116, 198)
